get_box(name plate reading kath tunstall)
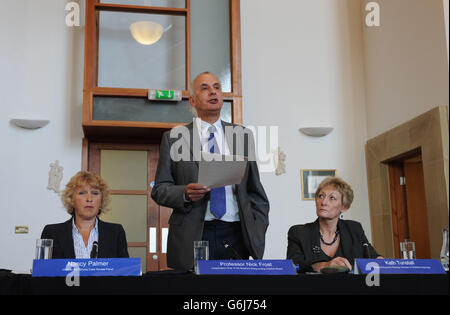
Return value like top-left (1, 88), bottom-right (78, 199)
top-left (354, 259), bottom-right (446, 275)
top-left (197, 260), bottom-right (297, 275)
top-left (32, 258), bottom-right (141, 277)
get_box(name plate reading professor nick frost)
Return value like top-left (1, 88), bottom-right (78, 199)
top-left (197, 260), bottom-right (297, 275)
top-left (354, 259), bottom-right (446, 275)
top-left (32, 258), bottom-right (141, 277)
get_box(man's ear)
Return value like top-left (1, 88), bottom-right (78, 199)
top-left (189, 95), bottom-right (196, 108)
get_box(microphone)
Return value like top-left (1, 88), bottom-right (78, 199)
top-left (222, 240), bottom-right (242, 260)
top-left (363, 243), bottom-right (371, 259)
top-left (90, 241), bottom-right (98, 258)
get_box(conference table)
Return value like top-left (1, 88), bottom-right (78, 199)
top-left (1, 270), bottom-right (448, 296)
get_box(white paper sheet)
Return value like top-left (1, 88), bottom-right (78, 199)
top-left (198, 152), bottom-right (247, 188)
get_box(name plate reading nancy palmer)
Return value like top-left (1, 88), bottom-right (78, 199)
top-left (354, 259), bottom-right (446, 275)
top-left (197, 260), bottom-right (297, 275)
top-left (32, 258), bottom-right (141, 277)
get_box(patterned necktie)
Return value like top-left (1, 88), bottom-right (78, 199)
top-left (208, 126), bottom-right (226, 219)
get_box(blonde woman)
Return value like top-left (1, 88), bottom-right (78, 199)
top-left (287, 177), bottom-right (382, 272)
top-left (41, 171), bottom-right (128, 259)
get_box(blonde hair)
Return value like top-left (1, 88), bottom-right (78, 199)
top-left (315, 176), bottom-right (354, 209)
top-left (61, 171), bottom-right (111, 215)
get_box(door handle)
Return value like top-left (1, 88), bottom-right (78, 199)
top-left (149, 227), bottom-right (157, 253)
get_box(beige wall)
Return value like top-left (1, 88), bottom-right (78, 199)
top-left (361, 0), bottom-right (449, 257)
top-left (444, 0), bottom-right (449, 64)
top-left (1, 0), bottom-right (372, 270)
top-left (242, 0), bottom-right (371, 259)
top-left (1, 0), bottom-right (448, 270)
top-left (366, 106), bottom-right (449, 258)
top-left (0, 0), bottom-right (85, 271)
top-left (362, 0), bottom-right (449, 139)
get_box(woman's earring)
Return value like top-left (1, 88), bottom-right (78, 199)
top-left (340, 212), bottom-right (344, 219)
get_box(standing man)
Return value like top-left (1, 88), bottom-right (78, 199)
top-left (151, 72), bottom-right (270, 271)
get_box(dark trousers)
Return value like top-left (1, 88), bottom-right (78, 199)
top-left (202, 220), bottom-right (249, 260)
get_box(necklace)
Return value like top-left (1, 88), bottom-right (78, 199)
top-left (320, 230), bottom-right (340, 246)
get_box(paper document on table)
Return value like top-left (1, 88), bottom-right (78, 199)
top-left (198, 152), bottom-right (247, 188)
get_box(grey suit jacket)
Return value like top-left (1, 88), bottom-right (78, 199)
top-left (151, 121), bottom-right (270, 271)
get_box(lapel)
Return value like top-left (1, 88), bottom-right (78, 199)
top-left (186, 121), bottom-right (201, 168)
top-left (97, 218), bottom-right (107, 258)
top-left (311, 219), bottom-right (324, 259)
top-left (189, 119), bottom-right (234, 164)
top-left (337, 219), bottom-right (353, 261)
top-left (62, 218), bottom-right (76, 258)
top-left (222, 120), bottom-right (248, 190)
top-left (221, 120), bottom-right (251, 158)
top-left (191, 119), bottom-right (241, 157)
top-left (221, 120), bottom-right (235, 156)
top-left (190, 119), bottom-right (248, 188)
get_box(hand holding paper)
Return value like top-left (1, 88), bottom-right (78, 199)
top-left (198, 152), bottom-right (247, 188)
top-left (185, 183), bottom-right (210, 202)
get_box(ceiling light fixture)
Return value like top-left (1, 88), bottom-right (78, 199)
top-left (130, 21), bottom-right (172, 45)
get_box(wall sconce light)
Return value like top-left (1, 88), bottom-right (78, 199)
top-left (10, 119), bottom-right (50, 130)
top-left (129, 21), bottom-right (172, 45)
top-left (299, 127), bottom-right (334, 137)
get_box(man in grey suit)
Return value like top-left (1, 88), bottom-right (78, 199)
top-left (151, 72), bottom-right (270, 271)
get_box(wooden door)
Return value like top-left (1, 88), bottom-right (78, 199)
top-left (388, 161), bottom-right (409, 258)
top-left (85, 141), bottom-right (172, 271)
top-left (387, 150), bottom-right (431, 258)
top-left (403, 159), bottom-right (431, 258)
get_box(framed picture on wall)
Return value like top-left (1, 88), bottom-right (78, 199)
top-left (301, 169), bottom-right (337, 200)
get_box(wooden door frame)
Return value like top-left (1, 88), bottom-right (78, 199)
top-left (386, 148), bottom-right (431, 258)
top-left (365, 106), bottom-right (449, 259)
top-left (403, 158), bottom-right (431, 258)
top-left (82, 140), bottom-right (161, 271)
top-left (80, 0), bottom-right (244, 269)
top-left (82, 0), bottom-right (243, 139)
top-left (387, 161), bottom-right (409, 258)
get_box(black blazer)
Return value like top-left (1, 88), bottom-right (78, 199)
top-left (40, 218), bottom-right (129, 259)
top-left (287, 219), bottom-right (380, 272)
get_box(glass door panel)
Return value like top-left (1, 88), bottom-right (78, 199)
top-left (90, 143), bottom-right (162, 271)
top-left (93, 96), bottom-right (232, 123)
top-left (190, 0), bottom-right (231, 92)
top-left (98, 11), bottom-right (186, 90)
top-left (100, 0), bottom-right (186, 8)
top-left (100, 150), bottom-right (148, 190)
top-left (101, 195), bottom-right (148, 243)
